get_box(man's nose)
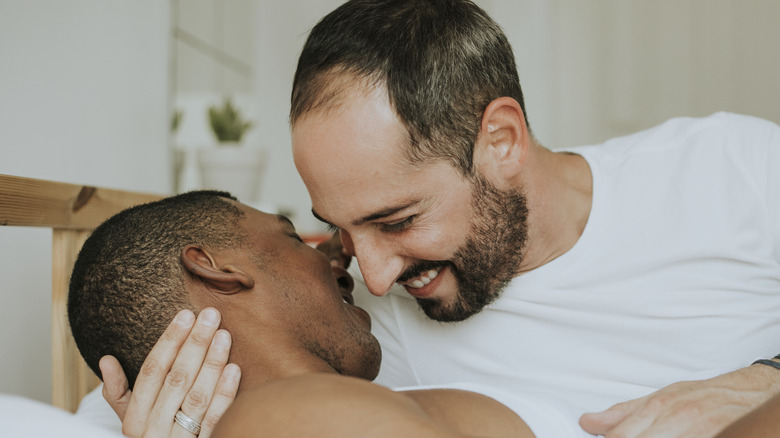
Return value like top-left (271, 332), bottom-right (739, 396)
top-left (350, 232), bottom-right (403, 297)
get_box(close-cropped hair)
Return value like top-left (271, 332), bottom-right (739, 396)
top-left (290, 0), bottom-right (528, 175)
top-left (68, 190), bottom-right (246, 389)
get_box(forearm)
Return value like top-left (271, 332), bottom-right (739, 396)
top-left (581, 356), bottom-right (780, 438)
top-left (747, 355), bottom-right (780, 398)
top-left (718, 356), bottom-right (780, 437)
top-left (717, 391), bottom-right (780, 437)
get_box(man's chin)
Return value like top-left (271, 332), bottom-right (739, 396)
top-left (415, 296), bottom-right (481, 322)
top-left (415, 278), bottom-right (510, 322)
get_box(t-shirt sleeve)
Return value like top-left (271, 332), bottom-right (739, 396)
top-left (394, 382), bottom-right (594, 438)
top-left (761, 118), bottom-right (780, 253)
top-left (717, 112), bottom-right (780, 262)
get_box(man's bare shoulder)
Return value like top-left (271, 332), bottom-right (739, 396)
top-left (212, 373), bottom-right (459, 438)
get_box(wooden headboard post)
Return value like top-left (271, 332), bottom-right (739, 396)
top-left (0, 174), bottom-right (163, 412)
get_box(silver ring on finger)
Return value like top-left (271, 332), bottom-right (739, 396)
top-left (175, 410), bottom-right (202, 436)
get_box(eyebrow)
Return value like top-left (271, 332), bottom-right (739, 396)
top-left (311, 200), bottom-right (418, 228)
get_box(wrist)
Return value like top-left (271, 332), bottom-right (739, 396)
top-left (752, 354), bottom-right (780, 370)
top-left (750, 356), bottom-right (780, 394)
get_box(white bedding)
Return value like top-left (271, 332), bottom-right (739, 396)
top-left (1, 391), bottom-right (122, 437)
top-left (75, 384), bottom-right (123, 433)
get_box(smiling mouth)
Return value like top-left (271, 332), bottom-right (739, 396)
top-left (399, 266), bottom-right (443, 289)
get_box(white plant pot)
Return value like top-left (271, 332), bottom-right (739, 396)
top-left (197, 146), bottom-right (267, 203)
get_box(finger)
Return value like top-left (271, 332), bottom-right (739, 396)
top-left (199, 363), bottom-right (241, 438)
top-left (337, 247), bottom-right (352, 269)
top-left (579, 398), bottom-right (643, 435)
top-left (603, 411), bottom-right (657, 438)
top-left (100, 355), bottom-right (131, 421)
top-left (179, 330), bottom-right (232, 425)
top-left (315, 233), bottom-right (338, 254)
top-left (315, 238), bottom-right (332, 254)
top-left (145, 308), bottom-right (222, 435)
top-left (123, 309), bottom-right (196, 437)
top-left (316, 232), bottom-right (352, 269)
top-left (326, 245), bottom-right (352, 269)
top-left (336, 230), bottom-right (353, 269)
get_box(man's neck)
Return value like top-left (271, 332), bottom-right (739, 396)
top-left (517, 146), bottom-right (593, 274)
top-left (233, 345), bottom-right (340, 391)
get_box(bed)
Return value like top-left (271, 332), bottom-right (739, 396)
top-left (0, 173), bottom-right (163, 414)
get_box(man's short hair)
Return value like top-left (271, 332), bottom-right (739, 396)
top-left (68, 191), bottom-right (246, 388)
top-left (290, 0), bottom-right (527, 175)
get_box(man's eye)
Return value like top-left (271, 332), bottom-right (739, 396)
top-left (291, 234), bottom-right (304, 243)
top-left (380, 216), bottom-right (415, 233)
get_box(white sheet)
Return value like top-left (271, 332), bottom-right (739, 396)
top-left (1, 392), bottom-right (123, 437)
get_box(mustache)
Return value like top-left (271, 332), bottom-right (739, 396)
top-left (397, 260), bottom-right (452, 283)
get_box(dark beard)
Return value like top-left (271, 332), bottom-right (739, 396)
top-left (416, 174), bottom-right (528, 322)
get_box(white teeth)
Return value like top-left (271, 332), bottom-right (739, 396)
top-left (402, 267), bottom-right (442, 289)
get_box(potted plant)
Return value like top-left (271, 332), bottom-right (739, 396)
top-left (197, 98), bottom-right (266, 202)
top-left (208, 98), bottom-right (252, 143)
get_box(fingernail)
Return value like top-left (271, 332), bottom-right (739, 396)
top-left (225, 363), bottom-right (241, 381)
top-left (174, 310), bottom-right (195, 326)
top-left (200, 308), bottom-right (219, 326)
top-left (214, 330), bottom-right (231, 348)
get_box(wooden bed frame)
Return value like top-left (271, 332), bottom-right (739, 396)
top-left (0, 174), bottom-right (163, 413)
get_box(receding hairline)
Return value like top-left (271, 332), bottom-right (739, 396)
top-left (290, 68), bottom-right (464, 175)
top-left (290, 67), bottom-right (388, 127)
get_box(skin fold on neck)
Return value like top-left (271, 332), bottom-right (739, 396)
top-left (515, 142), bottom-right (593, 274)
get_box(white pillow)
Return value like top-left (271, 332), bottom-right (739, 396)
top-left (75, 384), bottom-right (123, 433)
top-left (0, 392), bottom-right (123, 437)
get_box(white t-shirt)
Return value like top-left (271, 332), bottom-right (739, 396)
top-left (359, 112), bottom-right (780, 437)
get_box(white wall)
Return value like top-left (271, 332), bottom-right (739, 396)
top-left (0, 1), bottom-right (171, 403)
top-left (485, 0), bottom-right (780, 149)
top-left (170, 0), bottom-right (343, 233)
top-left (250, 0), bottom-right (344, 233)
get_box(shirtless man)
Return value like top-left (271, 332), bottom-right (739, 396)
top-left (69, 191), bottom-right (574, 437)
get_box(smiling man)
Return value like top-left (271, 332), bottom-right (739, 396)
top-left (296, 86), bottom-right (538, 322)
top-left (289, 0), bottom-right (780, 437)
top-left (295, 85), bottom-right (565, 323)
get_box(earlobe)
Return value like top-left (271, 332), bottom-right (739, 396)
top-left (475, 97), bottom-right (530, 184)
top-left (181, 245), bottom-right (255, 295)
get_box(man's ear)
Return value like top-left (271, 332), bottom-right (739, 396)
top-left (473, 97), bottom-right (531, 187)
top-left (181, 244), bottom-right (255, 295)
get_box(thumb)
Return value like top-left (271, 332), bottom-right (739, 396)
top-left (579, 398), bottom-right (641, 434)
top-left (99, 355), bottom-right (131, 421)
